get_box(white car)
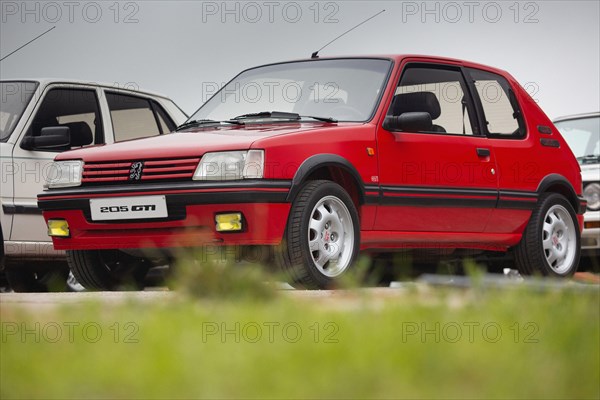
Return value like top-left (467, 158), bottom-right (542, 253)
top-left (1, 79), bottom-right (187, 291)
top-left (554, 112), bottom-right (600, 255)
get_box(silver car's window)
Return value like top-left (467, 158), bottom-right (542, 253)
top-left (0, 81), bottom-right (39, 141)
top-left (555, 116), bottom-right (600, 164)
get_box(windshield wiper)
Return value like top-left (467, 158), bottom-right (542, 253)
top-left (232, 111), bottom-right (301, 121)
top-left (175, 119), bottom-right (220, 131)
top-left (175, 119), bottom-right (242, 131)
top-left (231, 111), bottom-right (338, 124)
top-left (301, 115), bottom-right (338, 123)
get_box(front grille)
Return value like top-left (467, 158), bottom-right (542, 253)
top-left (82, 157), bottom-right (200, 185)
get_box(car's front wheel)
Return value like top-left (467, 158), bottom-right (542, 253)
top-left (67, 250), bottom-right (149, 291)
top-left (278, 180), bottom-right (360, 289)
top-left (515, 193), bottom-right (581, 277)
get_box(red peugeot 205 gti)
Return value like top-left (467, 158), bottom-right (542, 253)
top-left (38, 55), bottom-right (586, 290)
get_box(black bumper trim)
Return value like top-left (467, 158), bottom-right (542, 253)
top-left (38, 191), bottom-right (290, 224)
top-left (38, 180), bottom-right (292, 199)
top-left (2, 204), bottom-right (43, 215)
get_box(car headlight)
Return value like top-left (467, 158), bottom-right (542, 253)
top-left (46, 160), bottom-right (84, 188)
top-left (193, 150), bottom-right (264, 181)
top-left (583, 182), bottom-right (600, 211)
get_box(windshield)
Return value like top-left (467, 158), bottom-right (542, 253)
top-left (0, 81), bottom-right (39, 141)
top-left (555, 116), bottom-right (600, 165)
top-left (188, 58), bottom-right (392, 124)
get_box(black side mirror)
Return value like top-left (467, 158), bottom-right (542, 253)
top-left (22, 127), bottom-right (71, 150)
top-left (383, 112), bottom-right (433, 132)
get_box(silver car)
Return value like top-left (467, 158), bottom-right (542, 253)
top-left (1, 79), bottom-right (187, 291)
top-left (554, 112), bottom-right (600, 255)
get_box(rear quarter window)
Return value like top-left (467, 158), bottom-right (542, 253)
top-left (467, 68), bottom-right (526, 138)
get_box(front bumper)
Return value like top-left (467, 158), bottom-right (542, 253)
top-left (581, 210), bottom-right (600, 251)
top-left (38, 181), bottom-right (292, 251)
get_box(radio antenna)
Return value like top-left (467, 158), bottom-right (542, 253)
top-left (311, 9), bottom-right (386, 59)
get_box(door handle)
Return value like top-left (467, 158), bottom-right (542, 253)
top-left (476, 148), bottom-right (490, 157)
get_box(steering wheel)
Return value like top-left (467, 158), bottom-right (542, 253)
top-left (328, 105), bottom-right (363, 120)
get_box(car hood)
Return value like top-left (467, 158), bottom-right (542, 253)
top-left (55, 123), bottom-right (355, 162)
top-left (581, 164), bottom-right (600, 182)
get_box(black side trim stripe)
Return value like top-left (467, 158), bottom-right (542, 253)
top-left (379, 196), bottom-right (497, 208)
top-left (2, 204), bottom-right (42, 215)
top-left (498, 190), bottom-right (538, 199)
top-left (376, 185), bottom-right (538, 210)
top-left (497, 190), bottom-right (538, 210)
top-left (497, 200), bottom-right (537, 210)
top-left (381, 185), bottom-right (498, 197)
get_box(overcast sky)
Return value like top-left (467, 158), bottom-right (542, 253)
top-left (1, 0), bottom-right (598, 119)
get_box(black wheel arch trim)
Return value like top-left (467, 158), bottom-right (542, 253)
top-left (536, 174), bottom-right (585, 214)
top-left (286, 154), bottom-right (366, 203)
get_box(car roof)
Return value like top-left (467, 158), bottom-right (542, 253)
top-left (0, 78), bottom-right (173, 101)
top-left (236, 54), bottom-right (512, 78)
top-left (553, 112), bottom-right (600, 123)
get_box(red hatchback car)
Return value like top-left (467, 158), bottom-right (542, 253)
top-left (38, 55), bottom-right (586, 290)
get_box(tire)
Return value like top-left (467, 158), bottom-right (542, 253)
top-left (515, 193), bottom-right (580, 277)
top-left (277, 180), bottom-right (360, 289)
top-left (67, 250), bottom-right (149, 291)
top-left (5, 264), bottom-right (69, 292)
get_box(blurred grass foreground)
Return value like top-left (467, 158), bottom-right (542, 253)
top-left (1, 256), bottom-right (599, 399)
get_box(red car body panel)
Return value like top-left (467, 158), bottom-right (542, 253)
top-left (38, 55), bottom-right (585, 253)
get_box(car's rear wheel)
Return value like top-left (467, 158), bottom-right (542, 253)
top-left (5, 262), bottom-right (69, 292)
top-left (278, 180), bottom-right (360, 289)
top-left (515, 193), bottom-right (580, 277)
top-left (67, 250), bottom-right (149, 291)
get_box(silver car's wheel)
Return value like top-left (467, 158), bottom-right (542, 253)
top-left (542, 204), bottom-right (577, 274)
top-left (308, 196), bottom-right (354, 278)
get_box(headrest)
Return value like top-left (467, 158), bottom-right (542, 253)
top-left (62, 122), bottom-right (93, 147)
top-left (391, 92), bottom-right (441, 120)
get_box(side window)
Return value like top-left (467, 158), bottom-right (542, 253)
top-left (389, 65), bottom-right (478, 135)
top-left (27, 88), bottom-right (102, 150)
top-left (467, 68), bottom-right (525, 137)
top-left (106, 93), bottom-right (169, 142)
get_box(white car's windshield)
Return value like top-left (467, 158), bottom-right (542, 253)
top-left (0, 81), bottom-right (38, 141)
top-left (555, 116), bottom-right (600, 165)
top-left (187, 58), bottom-right (392, 125)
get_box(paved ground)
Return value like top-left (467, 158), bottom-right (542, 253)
top-left (1, 272), bottom-right (597, 312)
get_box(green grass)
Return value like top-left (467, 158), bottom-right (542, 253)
top-left (1, 283), bottom-right (598, 400)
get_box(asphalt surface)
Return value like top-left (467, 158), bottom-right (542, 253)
top-left (1, 272), bottom-right (597, 311)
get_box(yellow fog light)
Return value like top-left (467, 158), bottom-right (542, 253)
top-left (215, 213), bottom-right (243, 232)
top-left (47, 219), bottom-right (70, 237)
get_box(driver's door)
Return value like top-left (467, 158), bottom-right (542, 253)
top-left (10, 85), bottom-right (103, 241)
top-left (374, 63), bottom-right (499, 233)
